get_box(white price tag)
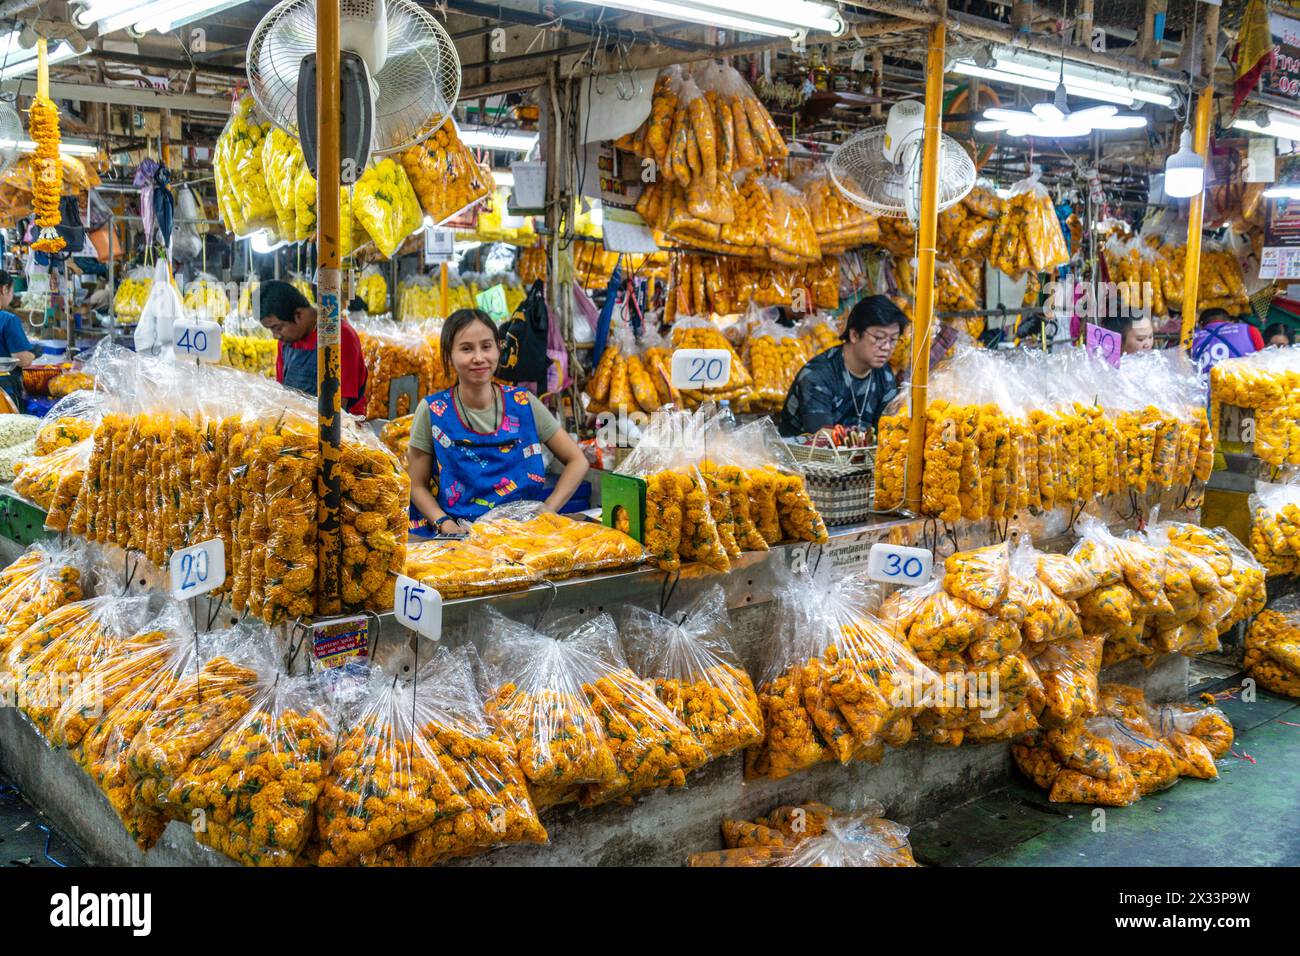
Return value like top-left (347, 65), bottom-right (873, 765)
top-left (169, 538), bottom-right (226, 599)
top-left (866, 543), bottom-right (933, 587)
top-left (423, 227), bottom-right (455, 264)
top-left (671, 349), bottom-right (732, 389)
top-left (393, 574), bottom-right (442, 641)
top-left (172, 318), bottom-right (222, 362)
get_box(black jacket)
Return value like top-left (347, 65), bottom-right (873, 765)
top-left (778, 345), bottom-right (898, 437)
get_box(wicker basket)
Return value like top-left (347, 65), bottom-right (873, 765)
top-left (798, 448), bottom-right (876, 527)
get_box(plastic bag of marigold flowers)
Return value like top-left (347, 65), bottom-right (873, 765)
top-left (776, 810), bottom-right (919, 867)
top-left (618, 406), bottom-right (730, 573)
top-left (1244, 595), bottom-right (1300, 698)
top-left (353, 314), bottom-right (437, 421)
top-left (469, 609), bottom-right (604, 809)
top-left (619, 585), bottom-right (763, 761)
top-left (34, 388), bottom-right (105, 456)
top-left (338, 413), bottom-right (410, 613)
top-left (160, 664), bottom-right (336, 867)
top-left (727, 415), bottom-right (828, 546)
top-left (746, 561), bottom-right (935, 778)
top-left (0, 539), bottom-right (88, 662)
top-left (358, 644), bottom-right (547, 866)
top-left (4, 593), bottom-right (154, 742)
top-left (314, 662), bottom-right (473, 867)
top-left (125, 621), bottom-right (271, 823)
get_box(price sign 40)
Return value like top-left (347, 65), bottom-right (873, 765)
top-left (172, 318), bottom-right (223, 363)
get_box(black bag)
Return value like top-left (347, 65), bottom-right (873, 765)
top-left (497, 279), bottom-right (550, 384)
top-left (55, 195), bottom-right (86, 252)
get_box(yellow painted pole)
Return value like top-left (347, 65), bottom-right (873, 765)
top-left (1178, 86), bottom-right (1213, 350)
top-left (440, 261), bottom-right (449, 317)
top-left (903, 5), bottom-right (947, 513)
top-left (316, 0), bottom-right (343, 616)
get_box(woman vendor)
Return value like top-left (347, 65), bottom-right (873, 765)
top-left (407, 308), bottom-right (589, 537)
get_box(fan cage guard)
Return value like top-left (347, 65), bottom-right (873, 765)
top-left (247, 0), bottom-right (460, 156)
top-left (828, 128), bottom-right (976, 219)
top-left (0, 104), bottom-right (21, 178)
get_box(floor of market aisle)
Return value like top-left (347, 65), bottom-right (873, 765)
top-left (908, 676), bottom-right (1300, 867)
top-left (2, 675), bottom-right (1295, 869)
top-left (0, 774), bottom-right (86, 867)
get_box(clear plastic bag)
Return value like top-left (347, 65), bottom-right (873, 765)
top-left (213, 95), bottom-right (276, 238)
top-left (1090, 716), bottom-right (1180, 795)
top-left (473, 609), bottom-right (619, 809)
top-left (1147, 700), bottom-right (1234, 760)
top-left (354, 315), bottom-right (436, 420)
top-left (1028, 633), bottom-right (1103, 727)
top-left (261, 126), bottom-right (305, 241)
top-left (399, 119), bottom-right (493, 224)
top-left (776, 812), bottom-right (918, 867)
top-left (5, 594), bottom-right (153, 741)
top-left (0, 541), bottom-right (86, 663)
top-left (404, 538), bottom-right (541, 599)
top-left (12, 436), bottom-right (90, 531)
top-left (315, 665), bottom-right (471, 866)
top-left (1245, 602), bottom-right (1300, 697)
top-left (620, 586), bottom-right (763, 760)
top-left (353, 158), bottom-right (425, 259)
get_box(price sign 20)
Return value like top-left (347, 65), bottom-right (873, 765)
top-left (169, 539), bottom-right (226, 600)
top-left (671, 348), bottom-right (732, 389)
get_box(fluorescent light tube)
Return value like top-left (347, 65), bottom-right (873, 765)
top-left (952, 61), bottom-right (1138, 107)
top-left (561, 0), bottom-right (843, 38)
top-left (1232, 111), bottom-right (1300, 141)
top-left (458, 125), bottom-right (538, 152)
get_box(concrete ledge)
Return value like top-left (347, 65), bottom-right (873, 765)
top-left (0, 654), bottom-right (1187, 867)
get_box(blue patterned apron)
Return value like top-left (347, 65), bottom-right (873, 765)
top-left (408, 384), bottom-right (548, 537)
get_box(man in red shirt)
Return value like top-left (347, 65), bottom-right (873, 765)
top-left (258, 280), bottom-right (368, 416)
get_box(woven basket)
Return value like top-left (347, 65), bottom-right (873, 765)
top-left (800, 456), bottom-right (875, 527)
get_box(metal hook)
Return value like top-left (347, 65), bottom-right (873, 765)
top-left (658, 567), bottom-right (682, 617)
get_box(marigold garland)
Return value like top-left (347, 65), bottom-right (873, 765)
top-left (29, 94), bottom-right (65, 254)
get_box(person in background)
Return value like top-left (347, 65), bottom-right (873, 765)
top-left (778, 294), bottom-right (905, 437)
top-left (407, 308), bottom-right (589, 537)
top-left (1101, 314), bottom-right (1155, 354)
top-left (257, 280), bottom-right (368, 415)
top-left (0, 270), bottom-right (36, 411)
top-left (1199, 307), bottom-right (1265, 352)
top-left (1263, 321), bottom-right (1295, 348)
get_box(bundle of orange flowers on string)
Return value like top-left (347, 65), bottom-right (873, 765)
top-left (1245, 598), bottom-right (1300, 698)
top-left (1102, 236), bottom-right (1169, 319)
top-left (11, 437), bottom-right (92, 532)
top-left (1164, 521), bottom-right (1265, 628)
top-left (64, 345), bottom-right (408, 622)
top-left (1210, 348), bottom-right (1300, 469)
top-left (1144, 234), bottom-right (1249, 315)
top-left (28, 63), bottom-right (65, 254)
top-left (745, 562), bottom-right (936, 780)
top-left (1248, 479), bottom-right (1300, 576)
top-left (583, 325), bottom-right (678, 416)
top-left (666, 316), bottom-right (754, 408)
top-left (797, 168), bottom-right (880, 253)
top-left (617, 408), bottom-right (826, 574)
top-left (987, 174), bottom-right (1070, 277)
top-left (936, 184), bottom-right (1003, 262)
top-left (743, 312), bottom-right (814, 414)
top-left (664, 252), bottom-right (821, 320)
top-left (873, 345), bottom-right (1214, 521)
top-left (618, 61), bottom-right (786, 230)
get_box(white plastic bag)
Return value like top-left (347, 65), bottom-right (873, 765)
top-left (134, 259), bottom-right (183, 354)
top-left (170, 185), bottom-right (203, 262)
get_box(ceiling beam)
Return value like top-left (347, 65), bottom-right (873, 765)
top-left (1, 79), bottom-right (232, 113)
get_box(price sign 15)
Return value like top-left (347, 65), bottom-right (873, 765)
top-left (671, 348), bottom-right (732, 389)
top-left (866, 542), bottom-right (933, 587)
top-left (169, 538), bottom-right (226, 599)
top-left (393, 574), bottom-right (443, 641)
top-left (172, 318), bottom-right (223, 363)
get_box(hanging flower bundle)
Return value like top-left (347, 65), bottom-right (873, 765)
top-left (29, 41), bottom-right (64, 255)
top-left (29, 95), bottom-right (64, 253)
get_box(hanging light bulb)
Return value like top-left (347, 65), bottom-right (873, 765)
top-left (1164, 127), bottom-right (1204, 198)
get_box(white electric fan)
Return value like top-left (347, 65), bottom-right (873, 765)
top-left (0, 99), bottom-right (21, 178)
top-left (246, 0), bottom-right (460, 166)
top-left (828, 99), bottom-right (976, 223)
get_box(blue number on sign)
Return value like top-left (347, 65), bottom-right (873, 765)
top-left (194, 330), bottom-right (207, 353)
top-left (176, 329), bottom-right (190, 351)
top-left (688, 357), bottom-right (705, 384)
top-left (402, 584), bottom-right (425, 622)
top-left (886, 554), bottom-right (902, 576)
top-left (902, 556), bottom-right (923, 578)
top-left (180, 549), bottom-right (209, 590)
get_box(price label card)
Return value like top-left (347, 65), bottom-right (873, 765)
top-left (172, 318), bottom-right (223, 363)
top-left (1084, 322), bottom-right (1122, 368)
top-left (423, 227), bottom-right (455, 264)
top-left (866, 543), bottom-right (933, 587)
top-left (393, 574), bottom-right (443, 641)
top-left (671, 349), bottom-right (732, 389)
top-left (476, 284), bottom-right (510, 322)
top-left (169, 538), bottom-right (226, 599)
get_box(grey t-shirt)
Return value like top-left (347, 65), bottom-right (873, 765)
top-left (408, 388), bottom-right (560, 454)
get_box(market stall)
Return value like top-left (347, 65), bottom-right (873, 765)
top-left (0, 0), bottom-right (1290, 877)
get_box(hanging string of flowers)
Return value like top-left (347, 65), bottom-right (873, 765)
top-left (29, 38), bottom-right (64, 254)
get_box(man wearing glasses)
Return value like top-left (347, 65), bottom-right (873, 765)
top-left (779, 295), bottom-right (907, 438)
